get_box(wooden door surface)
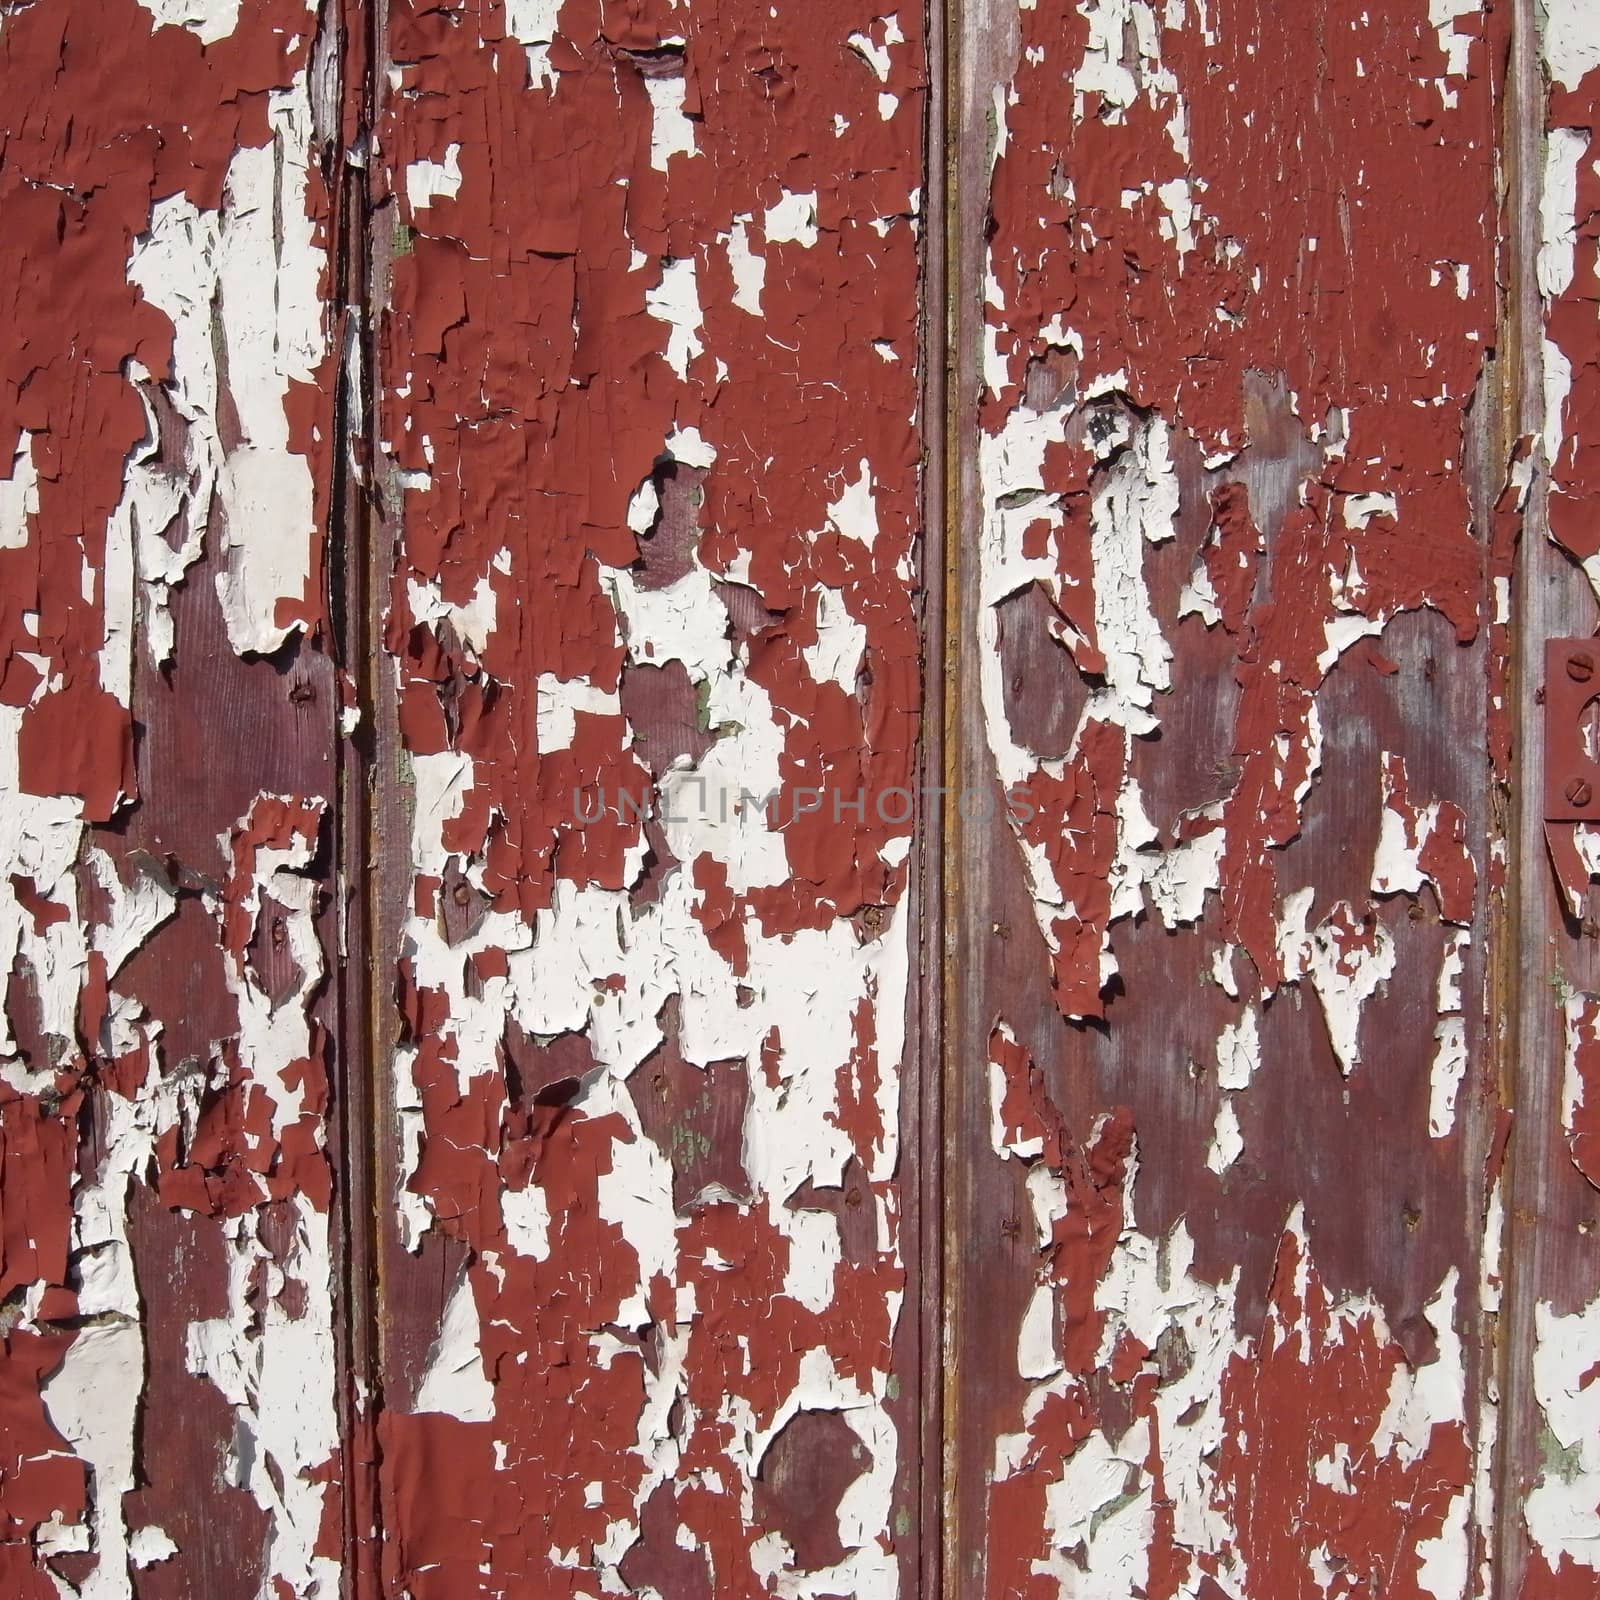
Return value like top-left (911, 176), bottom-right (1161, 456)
top-left (1, 1), bottom-right (1597, 1597)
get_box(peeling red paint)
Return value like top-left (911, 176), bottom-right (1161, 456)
top-left (374, 1), bottom-right (926, 1592)
top-left (1510, 16), bottom-right (1600, 1593)
top-left (9, 0), bottom-right (1600, 1591)
top-left (1562, 994), bottom-right (1600, 1191)
top-left (983, 1028), bottom-right (1475, 1598)
top-left (954, 0), bottom-right (1510, 1590)
top-left (1542, 27), bottom-right (1600, 580)
top-left (979, 0), bottom-right (1501, 1008)
top-left (0, 0), bottom-right (346, 1591)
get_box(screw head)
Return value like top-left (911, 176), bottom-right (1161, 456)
top-left (1567, 778), bottom-right (1594, 807)
top-left (1569, 651), bottom-right (1595, 682)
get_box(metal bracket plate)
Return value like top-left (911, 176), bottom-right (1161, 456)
top-left (1546, 637), bottom-right (1600, 822)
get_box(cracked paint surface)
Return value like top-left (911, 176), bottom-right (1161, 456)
top-left (959, 0), bottom-right (1509, 1592)
top-left (983, 1028), bottom-right (1476, 1598)
top-left (0, 1), bottom-right (345, 1594)
top-left (1517, 5), bottom-right (1600, 1596)
top-left (374, 2), bottom-right (926, 1594)
top-left (10, 0), bottom-right (1599, 1591)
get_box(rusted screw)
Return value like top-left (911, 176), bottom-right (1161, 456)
top-left (1569, 651), bottom-right (1595, 683)
top-left (1567, 778), bottom-right (1594, 807)
top-left (289, 679), bottom-right (316, 704)
top-left (452, 882), bottom-right (472, 906)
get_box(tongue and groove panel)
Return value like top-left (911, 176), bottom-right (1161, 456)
top-left (948, 1), bottom-right (1520, 1595)
top-left (1501, 7), bottom-right (1600, 1597)
top-left (7, 1), bottom-right (1600, 1597)
top-left (0, 3), bottom-right (351, 1597)
top-left (368, 4), bottom-right (930, 1596)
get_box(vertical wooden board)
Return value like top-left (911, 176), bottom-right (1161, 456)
top-left (0, 3), bottom-right (349, 1595)
top-left (949, 2), bottom-right (1513, 1595)
top-left (1502, 4), bottom-right (1600, 1594)
top-left (370, 3), bottom-right (930, 1595)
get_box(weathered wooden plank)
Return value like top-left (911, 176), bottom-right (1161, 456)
top-left (368, 3), bottom-right (932, 1594)
top-left (1499, 5), bottom-right (1600, 1595)
top-left (0, 2), bottom-right (353, 1596)
top-left (21, 3), bottom-right (1600, 1595)
top-left (947, 1), bottom-right (1513, 1594)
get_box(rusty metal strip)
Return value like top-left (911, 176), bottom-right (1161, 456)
top-left (1541, 639), bottom-right (1600, 824)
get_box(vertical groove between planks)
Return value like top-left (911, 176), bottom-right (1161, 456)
top-left (1496, 0), bottom-right (1573, 1593)
top-left (1490, 0), bottom-right (1530, 1585)
top-left (920, 0), bottom-right (952, 1593)
top-left (938, 0), bottom-right (964, 1588)
top-left (329, 0), bottom-right (385, 1593)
